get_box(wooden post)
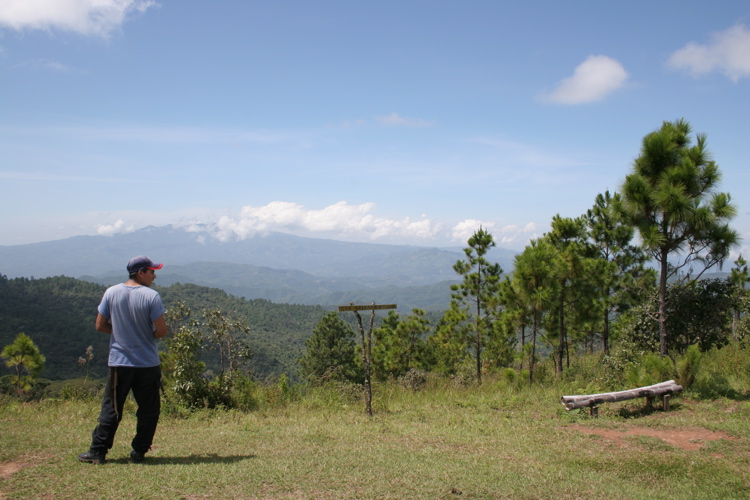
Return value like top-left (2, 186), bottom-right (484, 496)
top-left (663, 394), bottom-right (671, 411)
top-left (590, 406), bottom-right (599, 417)
top-left (338, 303), bottom-right (397, 416)
top-left (351, 308), bottom-right (373, 416)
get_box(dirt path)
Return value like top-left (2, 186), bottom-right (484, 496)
top-left (569, 424), bottom-right (734, 452)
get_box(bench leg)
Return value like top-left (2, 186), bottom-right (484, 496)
top-left (590, 406), bottom-right (599, 417)
top-left (663, 394), bottom-right (670, 411)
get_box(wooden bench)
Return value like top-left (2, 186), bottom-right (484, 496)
top-left (561, 380), bottom-right (683, 416)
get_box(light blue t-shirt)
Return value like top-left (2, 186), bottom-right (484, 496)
top-left (98, 283), bottom-right (166, 368)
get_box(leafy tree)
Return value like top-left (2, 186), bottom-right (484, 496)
top-left (613, 279), bottom-right (735, 354)
top-left (667, 279), bottom-right (734, 352)
top-left (451, 227), bottom-right (504, 384)
top-left (161, 302), bottom-right (210, 408)
top-left (1, 333), bottom-right (46, 395)
top-left (585, 190), bottom-right (650, 353)
top-left (161, 303), bottom-right (253, 409)
top-left (298, 312), bottom-right (361, 384)
top-left (201, 308), bottom-right (252, 376)
top-left (621, 119), bottom-right (740, 356)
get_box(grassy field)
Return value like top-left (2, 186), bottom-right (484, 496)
top-left (1, 379), bottom-right (749, 500)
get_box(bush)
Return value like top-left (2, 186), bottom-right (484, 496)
top-left (688, 341), bottom-right (750, 399)
top-left (402, 369), bottom-right (428, 391)
top-left (676, 344), bottom-right (701, 389)
top-left (627, 352), bottom-right (675, 387)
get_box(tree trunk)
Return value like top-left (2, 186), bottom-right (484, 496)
top-left (659, 252), bottom-right (669, 357)
top-left (475, 298), bottom-right (482, 385)
top-left (529, 314), bottom-right (538, 384)
top-left (353, 309), bottom-right (373, 416)
top-left (603, 287), bottom-right (610, 354)
top-left (557, 282), bottom-right (566, 374)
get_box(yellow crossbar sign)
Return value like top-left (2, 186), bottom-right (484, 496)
top-left (338, 304), bottom-right (397, 312)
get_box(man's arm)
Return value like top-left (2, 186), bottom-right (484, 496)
top-left (153, 315), bottom-right (168, 339)
top-left (95, 313), bottom-right (112, 335)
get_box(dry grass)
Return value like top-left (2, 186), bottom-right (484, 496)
top-left (2, 381), bottom-right (750, 499)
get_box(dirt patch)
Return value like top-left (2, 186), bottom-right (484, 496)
top-left (0, 461), bottom-right (25, 480)
top-left (569, 425), bottom-right (733, 451)
top-left (0, 453), bottom-right (54, 480)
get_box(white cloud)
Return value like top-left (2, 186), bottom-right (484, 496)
top-left (668, 24), bottom-right (750, 82)
top-left (0, 0), bottom-right (158, 37)
top-left (192, 201), bottom-right (444, 243)
top-left (543, 55), bottom-right (628, 105)
top-left (88, 203), bottom-right (540, 250)
top-left (451, 220), bottom-right (539, 247)
top-left (375, 112), bottom-right (435, 127)
top-left (451, 219), bottom-right (495, 244)
top-left (96, 218), bottom-right (135, 236)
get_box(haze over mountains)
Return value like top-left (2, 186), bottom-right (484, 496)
top-left (0, 226), bottom-right (518, 311)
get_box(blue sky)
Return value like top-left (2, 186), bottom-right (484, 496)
top-left (1, 1), bottom-right (749, 255)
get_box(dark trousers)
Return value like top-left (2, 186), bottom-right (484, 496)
top-left (90, 365), bottom-right (161, 455)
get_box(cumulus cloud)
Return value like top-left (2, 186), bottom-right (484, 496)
top-left (451, 220), bottom-right (539, 247)
top-left (543, 55), bottom-right (628, 104)
top-left (92, 202), bottom-right (540, 250)
top-left (190, 201), bottom-right (444, 243)
top-left (96, 218), bottom-right (135, 236)
top-left (375, 112), bottom-right (435, 127)
top-left (0, 0), bottom-right (157, 37)
top-left (451, 219), bottom-right (496, 244)
top-left (668, 24), bottom-right (750, 82)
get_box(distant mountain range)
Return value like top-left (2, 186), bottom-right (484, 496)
top-left (0, 226), bottom-right (518, 311)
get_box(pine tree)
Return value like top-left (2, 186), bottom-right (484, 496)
top-left (451, 227), bottom-right (504, 384)
top-left (510, 239), bottom-right (558, 383)
top-left (298, 312), bottom-right (361, 384)
top-left (1, 333), bottom-right (46, 396)
top-left (585, 191), bottom-right (650, 353)
top-left (621, 119), bottom-right (739, 356)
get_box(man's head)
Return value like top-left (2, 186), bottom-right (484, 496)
top-left (127, 256), bottom-right (163, 279)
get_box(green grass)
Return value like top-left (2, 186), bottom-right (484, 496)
top-left (2, 380), bottom-right (750, 499)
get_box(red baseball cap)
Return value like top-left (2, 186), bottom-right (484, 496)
top-left (126, 256), bottom-right (163, 273)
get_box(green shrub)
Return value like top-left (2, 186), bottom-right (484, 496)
top-left (402, 369), bottom-right (428, 391)
top-left (676, 344), bottom-right (701, 389)
top-left (626, 352), bottom-right (675, 387)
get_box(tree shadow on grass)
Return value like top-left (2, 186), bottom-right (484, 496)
top-left (107, 454), bottom-right (256, 465)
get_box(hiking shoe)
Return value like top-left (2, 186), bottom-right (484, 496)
top-left (130, 450), bottom-right (146, 463)
top-left (78, 450), bottom-right (106, 464)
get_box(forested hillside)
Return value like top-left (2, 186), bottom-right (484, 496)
top-left (0, 275), bottom-right (105, 380)
top-left (0, 275), bottom-right (330, 382)
top-left (158, 283), bottom-right (330, 381)
top-left (81, 260), bottom-right (458, 311)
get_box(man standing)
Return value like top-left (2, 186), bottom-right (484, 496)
top-left (78, 256), bottom-right (167, 464)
